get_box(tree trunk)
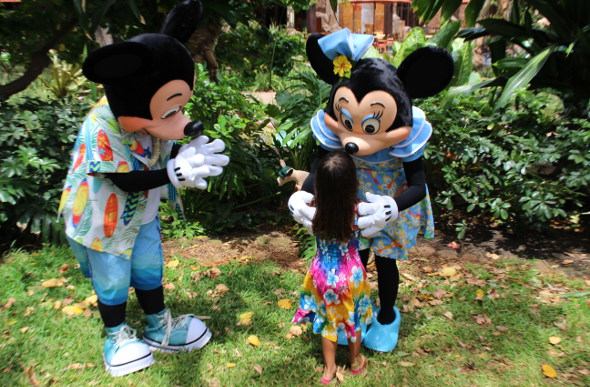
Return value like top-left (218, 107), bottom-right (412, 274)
top-left (0, 18), bottom-right (77, 102)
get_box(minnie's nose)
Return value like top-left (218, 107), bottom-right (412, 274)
top-left (344, 142), bottom-right (359, 155)
top-left (184, 121), bottom-right (203, 137)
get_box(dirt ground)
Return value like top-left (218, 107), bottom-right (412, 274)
top-left (162, 224), bottom-right (590, 280)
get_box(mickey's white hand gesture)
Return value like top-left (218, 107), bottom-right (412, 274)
top-left (357, 192), bottom-right (398, 237)
top-left (167, 135), bottom-right (230, 189)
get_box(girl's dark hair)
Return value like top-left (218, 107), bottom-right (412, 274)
top-left (312, 151), bottom-right (358, 242)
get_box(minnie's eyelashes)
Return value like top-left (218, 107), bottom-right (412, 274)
top-left (335, 104), bottom-right (342, 112)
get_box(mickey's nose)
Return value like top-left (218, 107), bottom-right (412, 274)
top-left (184, 121), bottom-right (203, 137)
top-left (344, 142), bottom-right (359, 155)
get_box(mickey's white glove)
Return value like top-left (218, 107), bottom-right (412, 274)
top-left (288, 190), bottom-right (316, 234)
top-left (357, 192), bottom-right (398, 238)
top-left (167, 135), bottom-right (230, 189)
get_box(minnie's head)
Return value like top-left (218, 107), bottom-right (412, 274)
top-left (307, 30), bottom-right (454, 156)
top-left (313, 150), bottom-right (358, 242)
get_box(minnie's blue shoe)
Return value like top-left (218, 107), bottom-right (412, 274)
top-left (362, 307), bottom-right (401, 352)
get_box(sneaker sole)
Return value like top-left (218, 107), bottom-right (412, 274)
top-left (104, 351), bottom-right (155, 377)
top-left (144, 328), bottom-right (212, 353)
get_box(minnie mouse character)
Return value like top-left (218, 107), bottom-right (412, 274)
top-left (289, 29), bottom-right (453, 352)
top-left (58, 0), bottom-right (229, 376)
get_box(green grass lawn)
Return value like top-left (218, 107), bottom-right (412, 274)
top-left (1, 244), bottom-right (588, 386)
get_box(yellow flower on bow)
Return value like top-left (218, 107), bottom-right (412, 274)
top-left (333, 55), bottom-right (352, 78)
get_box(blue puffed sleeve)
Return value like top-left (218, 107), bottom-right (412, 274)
top-left (310, 110), bottom-right (343, 151)
top-left (389, 107), bottom-right (432, 162)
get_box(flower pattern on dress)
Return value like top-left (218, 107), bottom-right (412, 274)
top-left (292, 234), bottom-right (373, 342)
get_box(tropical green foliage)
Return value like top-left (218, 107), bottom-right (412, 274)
top-left (423, 89), bottom-right (589, 237)
top-left (180, 65), bottom-right (290, 233)
top-left (413, 0), bottom-right (590, 118)
top-left (216, 22), bottom-right (306, 90)
top-left (0, 97), bottom-right (90, 250)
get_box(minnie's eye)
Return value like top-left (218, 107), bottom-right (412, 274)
top-left (340, 112), bottom-right (353, 131)
top-left (161, 106), bottom-right (182, 119)
top-left (362, 117), bottom-right (380, 135)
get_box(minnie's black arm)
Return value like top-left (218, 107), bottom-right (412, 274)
top-left (395, 157), bottom-right (426, 211)
top-left (105, 143), bottom-right (182, 193)
top-left (301, 146), bottom-right (330, 195)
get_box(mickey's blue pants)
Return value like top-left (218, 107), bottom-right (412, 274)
top-left (66, 217), bottom-right (164, 306)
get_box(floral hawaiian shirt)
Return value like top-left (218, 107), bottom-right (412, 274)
top-left (58, 98), bottom-right (183, 259)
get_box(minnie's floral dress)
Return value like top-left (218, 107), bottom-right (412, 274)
top-left (292, 232), bottom-right (373, 342)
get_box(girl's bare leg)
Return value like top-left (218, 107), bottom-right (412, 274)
top-left (348, 330), bottom-right (363, 370)
top-left (321, 337), bottom-right (338, 380)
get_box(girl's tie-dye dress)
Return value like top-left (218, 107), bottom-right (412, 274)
top-left (292, 234), bottom-right (373, 342)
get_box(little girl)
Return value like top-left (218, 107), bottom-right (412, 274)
top-left (292, 151), bottom-right (373, 384)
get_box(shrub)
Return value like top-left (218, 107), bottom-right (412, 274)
top-left (181, 65), bottom-right (292, 233)
top-left (0, 96), bottom-right (90, 250)
top-left (216, 21), bottom-right (306, 89)
top-left (422, 88), bottom-right (590, 237)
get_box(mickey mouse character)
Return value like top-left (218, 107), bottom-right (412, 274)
top-left (289, 29), bottom-right (453, 352)
top-left (58, 0), bottom-right (229, 376)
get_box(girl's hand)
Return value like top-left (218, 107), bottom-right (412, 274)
top-left (357, 192), bottom-right (398, 237)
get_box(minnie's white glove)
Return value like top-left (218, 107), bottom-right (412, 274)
top-left (167, 135), bottom-right (230, 189)
top-left (288, 190), bottom-right (316, 234)
top-left (357, 192), bottom-right (398, 238)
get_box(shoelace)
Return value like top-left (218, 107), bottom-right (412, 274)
top-left (157, 309), bottom-right (193, 347)
top-left (111, 324), bottom-right (138, 349)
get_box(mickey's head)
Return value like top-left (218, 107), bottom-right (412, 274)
top-left (82, 0), bottom-right (203, 140)
top-left (307, 30), bottom-right (454, 156)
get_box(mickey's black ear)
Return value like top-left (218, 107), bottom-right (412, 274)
top-left (306, 33), bottom-right (340, 85)
top-left (397, 46), bottom-right (454, 99)
top-left (160, 0), bottom-right (203, 44)
top-left (82, 42), bottom-right (151, 84)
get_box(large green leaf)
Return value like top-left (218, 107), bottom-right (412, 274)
top-left (391, 27), bottom-right (427, 67)
top-left (412, 0), bottom-right (445, 23)
top-left (440, 0), bottom-right (462, 24)
top-left (464, 0), bottom-right (484, 27)
top-left (495, 46), bottom-right (557, 109)
top-left (525, 0), bottom-right (573, 41)
top-left (428, 20), bottom-right (460, 51)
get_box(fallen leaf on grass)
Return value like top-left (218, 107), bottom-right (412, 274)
top-left (226, 363), bottom-right (236, 368)
top-left (398, 361), bottom-right (415, 367)
top-left (336, 367), bottom-right (345, 382)
top-left (238, 312), bottom-right (253, 326)
top-left (166, 259), bottom-right (179, 268)
top-left (58, 264), bottom-right (70, 274)
top-left (247, 335), bottom-right (260, 346)
top-left (432, 289), bottom-right (447, 299)
top-left (164, 283), bottom-right (175, 290)
top-left (549, 336), bottom-right (562, 345)
top-left (473, 314), bottom-right (492, 325)
top-left (542, 364), bottom-right (557, 378)
top-left (2, 298), bottom-right (16, 309)
top-left (475, 289), bottom-right (485, 301)
top-left (495, 325), bottom-right (509, 332)
top-left (443, 312), bottom-right (454, 320)
top-left (439, 267), bottom-right (457, 277)
top-left (486, 252), bottom-right (500, 260)
top-left (277, 298), bottom-right (293, 310)
top-left (62, 305), bottom-right (84, 316)
top-left (41, 278), bottom-right (65, 288)
top-left (447, 241), bottom-right (460, 249)
top-left (286, 325), bottom-right (303, 339)
top-left (253, 364), bottom-right (262, 374)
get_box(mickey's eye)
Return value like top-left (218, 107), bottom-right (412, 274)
top-left (362, 117), bottom-right (380, 135)
top-left (161, 106), bottom-right (182, 119)
top-left (340, 112), bottom-right (353, 131)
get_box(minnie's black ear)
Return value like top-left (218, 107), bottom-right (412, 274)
top-left (397, 46), bottom-right (454, 99)
top-left (306, 33), bottom-right (340, 85)
top-left (82, 42), bottom-right (151, 84)
top-left (160, 0), bottom-right (203, 44)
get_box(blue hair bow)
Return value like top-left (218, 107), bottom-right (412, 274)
top-left (318, 28), bottom-right (374, 62)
